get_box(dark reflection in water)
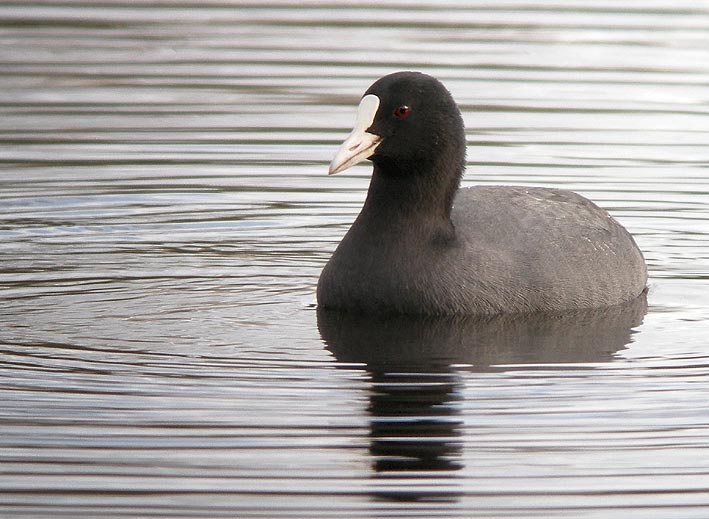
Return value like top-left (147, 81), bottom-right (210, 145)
top-left (319, 293), bottom-right (647, 369)
top-left (366, 369), bottom-right (464, 503)
top-left (319, 294), bottom-right (646, 502)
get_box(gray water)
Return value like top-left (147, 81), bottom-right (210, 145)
top-left (2, 1), bottom-right (709, 518)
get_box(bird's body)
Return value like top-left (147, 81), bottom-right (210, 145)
top-left (319, 185), bottom-right (646, 315)
top-left (317, 72), bottom-right (647, 315)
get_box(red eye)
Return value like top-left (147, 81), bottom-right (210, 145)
top-left (393, 105), bottom-right (411, 119)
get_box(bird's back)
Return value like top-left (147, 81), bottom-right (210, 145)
top-left (444, 185), bottom-right (647, 314)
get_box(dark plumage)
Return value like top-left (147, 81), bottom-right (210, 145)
top-left (317, 71), bottom-right (647, 315)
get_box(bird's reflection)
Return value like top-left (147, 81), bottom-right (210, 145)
top-left (365, 367), bottom-right (464, 502)
top-left (319, 293), bottom-right (647, 368)
top-left (368, 369), bottom-right (463, 474)
top-left (318, 293), bottom-right (647, 502)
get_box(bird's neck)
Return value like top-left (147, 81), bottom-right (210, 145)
top-left (356, 156), bottom-right (463, 239)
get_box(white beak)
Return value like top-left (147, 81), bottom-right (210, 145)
top-left (328, 94), bottom-right (382, 175)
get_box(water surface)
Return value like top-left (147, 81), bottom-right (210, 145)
top-left (2, 2), bottom-right (709, 518)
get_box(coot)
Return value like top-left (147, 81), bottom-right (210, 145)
top-left (317, 71), bottom-right (647, 315)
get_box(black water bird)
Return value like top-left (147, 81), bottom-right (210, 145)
top-left (317, 72), bottom-right (647, 315)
